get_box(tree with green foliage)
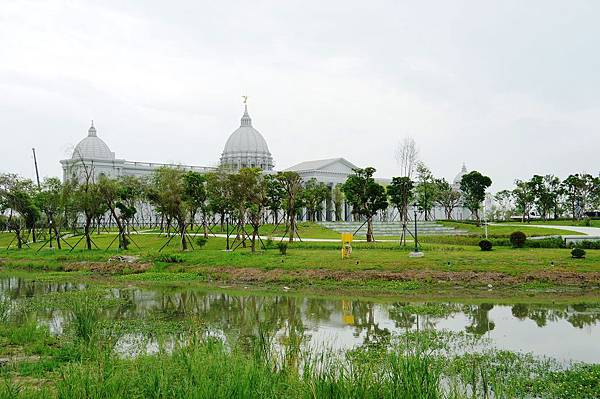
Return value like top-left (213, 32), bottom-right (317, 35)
top-left (414, 162), bottom-right (438, 221)
top-left (494, 189), bottom-right (513, 221)
top-left (275, 171), bottom-right (304, 242)
top-left (205, 168), bottom-right (233, 231)
top-left (562, 173), bottom-right (598, 220)
top-left (265, 174), bottom-right (285, 225)
top-left (332, 184), bottom-right (345, 221)
top-left (0, 174), bottom-right (40, 249)
top-left (435, 178), bottom-right (461, 220)
top-left (512, 179), bottom-right (535, 223)
top-left (74, 178), bottom-right (105, 250)
top-left (302, 178), bottom-right (329, 222)
top-left (387, 176), bottom-right (413, 223)
top-left (529, 174), bottom-right (562, 220)
top-left (341, 167), bottom-right (388, 242)
top-left (98, 176), bottom-right (138, 250)
top-left (147, 167), bottom-right (190, 250)
top-left (460, 170), bottom-right (492, 225)
top-left (35, 177), bottom-right (73, 249)
top-left (240, 168), bottom-right (268, 252)
top-left (183, 171), bottom-right (208, 237)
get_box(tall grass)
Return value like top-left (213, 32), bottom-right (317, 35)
top-left (0, 297), bottom-right (9, 323)
top-left (71, 295), bottom-right (100, 343)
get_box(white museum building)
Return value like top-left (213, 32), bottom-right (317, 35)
top-left (60, 104), bottom-right (470, 221)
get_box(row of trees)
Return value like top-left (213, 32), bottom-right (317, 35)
top-left (494, 173), bottom-right (600, 222)
top-left (1, 161), bottom-right (492, 249)
top-left (0, 166), bottom-right (343, 252)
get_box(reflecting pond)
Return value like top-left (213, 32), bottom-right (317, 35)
top-left (2, 276), bottom-right (600, 363)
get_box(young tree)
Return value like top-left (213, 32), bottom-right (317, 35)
top-left (562, 173), bottom-right (597, 220)
top-left (460, 171), bottom-right (492, 225)
top-left (302, 178), bottom-right (329, 222)
top-left (435, 178), bottom-right (461, 220)
top-left (0, 175), bottom-right (40, 249)
top-left (512, 179), bottom-right (535, 223)
top-left (494, 189), bottom-right (514, 221)
top-left (183, 171), bottom-right (208, 237)
top-left (332, 184), bottom-right (345, 221)
top-left (35, 177), bottom-right (66, 249)
top-left (341, 167), bottom-right (388, 242)
top-left (265, 174), bottom-right (285, 225)
top-left (241, 168), bottom-right (268, 252)
top-left (97, 176), bottom-right (137, 250)
top-left (147, 167), bottom-right (190, 250)
top-left (75, 179), bottom-right (105, 250)
top-left (414, 162), bottom-right (438, 221)
top-left (275, 171), bottom-right (304, 242)
top-left (528, 174), bottom-right (561, 221)
top-left (206, 168), bottom-right (233, 231)
top-left (394, 137), bottom-right (419, 179)
top-left (387, 176), bottom-right (413, 223)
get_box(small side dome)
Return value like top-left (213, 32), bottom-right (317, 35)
top-left (72, 121), bottom-right (115, 160)
top-left (220, 105), bottom-right (274, 170)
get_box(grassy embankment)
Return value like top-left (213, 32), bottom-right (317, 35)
top-left (1, 286), bottom-right (599, 399)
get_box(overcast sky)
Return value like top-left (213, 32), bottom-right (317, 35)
top-left (1, 0), bottom-right (599, 190)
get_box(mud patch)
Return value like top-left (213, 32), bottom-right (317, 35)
top-left (64, 261), bottom-right (151, 274)
top-left (209, 267), bottom-right (600, 287)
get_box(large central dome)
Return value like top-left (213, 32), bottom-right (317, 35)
top-left (220, 105), bottom-right (274, 171)
top-left (72, 122), bottom-right (115, 160)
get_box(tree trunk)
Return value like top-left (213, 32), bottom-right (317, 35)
top-left (179, 221), bottom-right (187, 251)
top-left (54, 224), bottom-right (62, 250)
top-left (366, 217), bottom-right (374, 242)
top-left (85, 216), bottom-right (92, 250)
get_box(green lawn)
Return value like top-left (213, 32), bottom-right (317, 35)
top-left (440, 221), bottom-right (582, 237)
top-left (0, 231), bottom-right (598, 275)
top-left (497, 219), bottom-right (600, 228)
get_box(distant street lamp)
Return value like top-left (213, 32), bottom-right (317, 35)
top-left (409, 202), bottom-right (423, 257)
top-left (413, 202), bottom-right (419, 253)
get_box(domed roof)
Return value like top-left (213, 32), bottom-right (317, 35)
top-left (452, 163), bottom-right (468, 187)
top-left (72, 122), bottom-right (115, 160)
top-left (220, 105), bottom-right (274, 170)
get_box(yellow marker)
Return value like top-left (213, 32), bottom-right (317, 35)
top-left (341, 233), bottom-right (353, 259)
top-left (342, 300), bottom-right (354, 325)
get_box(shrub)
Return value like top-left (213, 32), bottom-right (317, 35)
top-left (526, 237), bottom-right (565, 249)
top-left (156, 253), bottom-right (184, 263)
top-left (195, 237), bottom-right (208, 248)
top-left (265, 238), bottom-right (274, 249)
top-left (571, 240), bottom-right (600, 250)
top-left (277, 242), bottom-right (288, 256)
top-left (571, 248), bottom-right (586, 259)
top-left (510, 231), bottom-right (527, 248)
top-left (478, 240), bottom-right (493, 251)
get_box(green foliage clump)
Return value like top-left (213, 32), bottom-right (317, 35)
top-left (478, 239), bottom-right (493, 251)
top-left (571, 240), bottom-right (600, 250)
top-left (510, 231), bottom-right (527, 248)
top-left (277, 242), bottom-right (288, 256)
top-left (156, 253), bottom-right (184, 263)
top-left (195, 237), bottom-right (208, 248)
top-left (525, 237), bottom-right (565, 249)
top-left (571, 248), bottom-right (586, 259)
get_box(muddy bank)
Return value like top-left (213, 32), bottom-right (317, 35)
top-left (208, 267), bottom-right (600, 287)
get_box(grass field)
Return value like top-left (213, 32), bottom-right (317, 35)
top-left (1, 228), bottom-right (599, 296)
top-left (439, 221), bottom-right (582, 237)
